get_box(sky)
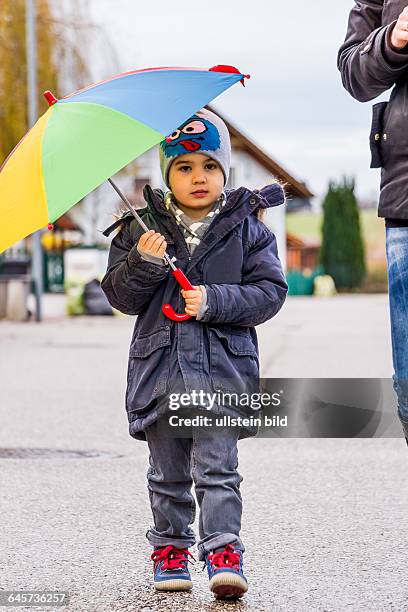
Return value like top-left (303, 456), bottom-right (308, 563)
top-left (83, 0), bottom-right (390, 207)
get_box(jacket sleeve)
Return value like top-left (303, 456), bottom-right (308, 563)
top-left (100, 220), bottom-right (169, 316)
top-left (337, 1), bottom-right (408, 102)
top-left (198, 226), bottom-right (288, 327)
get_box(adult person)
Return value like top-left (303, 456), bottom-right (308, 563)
top-left (338, 1), bottom-right (408, 446)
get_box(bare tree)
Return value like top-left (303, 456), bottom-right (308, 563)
top-left (0, 0), bottom-right (120, 164)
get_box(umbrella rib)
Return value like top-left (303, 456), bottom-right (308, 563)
top-left (107, 178), bottom-right (176, 270)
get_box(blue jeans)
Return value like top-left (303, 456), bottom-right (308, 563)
top-left (385, 226), bottom-right (408, 432)
top-left (144, 414), bottom-right (244, 562)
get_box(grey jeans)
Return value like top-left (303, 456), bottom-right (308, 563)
top-left (144, 413), bottom-right (244, 562)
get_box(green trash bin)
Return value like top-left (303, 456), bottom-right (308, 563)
top-left (287, 266), bottom-right (324, 296)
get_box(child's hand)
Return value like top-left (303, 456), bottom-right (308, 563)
top-left (181, 285), bottom-right (204, 317)
top-left (137, 229), bottom-right (167, 258)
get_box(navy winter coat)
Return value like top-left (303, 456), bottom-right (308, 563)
top-left (101, 183), bottom-right (288, 440)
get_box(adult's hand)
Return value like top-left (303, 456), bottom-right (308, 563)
top-left (390, 7), bottom-right (408, 50)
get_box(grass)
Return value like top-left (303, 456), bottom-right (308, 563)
top-left (286, 211), bottom-right (322, 242)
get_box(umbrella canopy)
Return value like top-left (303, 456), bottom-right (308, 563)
top-left (0, 65), bottom-right (249, 254)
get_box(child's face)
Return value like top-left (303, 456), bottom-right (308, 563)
top-left (168, 153), bottom-right (224, 214)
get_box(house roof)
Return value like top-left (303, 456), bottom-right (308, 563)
top-left (54, 212), bottom-right (81, 231)
top-left (207, 105), bottom-right (314, 200)
top-left (286, 232), bottom-right (320, 248)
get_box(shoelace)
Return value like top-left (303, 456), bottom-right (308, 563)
top-left (151, 545), bottom-right (196, 571)
top-left (203, 544), bottom-right (241, 571)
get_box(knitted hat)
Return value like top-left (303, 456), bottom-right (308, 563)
top-left (159, 108), bottom-right (231, 188)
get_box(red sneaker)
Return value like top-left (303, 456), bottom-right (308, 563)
top-left (151, 545), bottom-right (194, 591)
top-left (204, 544), bottom-right (248, 599)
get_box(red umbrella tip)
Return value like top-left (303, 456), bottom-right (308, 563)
top-left (209, 65), bottom-right (250, 86)
top-left (43, 91), bottom-right (58, 106)
top-left (209, 64), bottom-right (240, 74)
top-left (47, 223), bottom-right (54, 231)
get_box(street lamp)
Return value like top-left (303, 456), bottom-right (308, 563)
top-left (26, 0), bottom-right (43, 322)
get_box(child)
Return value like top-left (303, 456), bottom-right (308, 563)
top-left (101, 108), bottom-right (288, 600)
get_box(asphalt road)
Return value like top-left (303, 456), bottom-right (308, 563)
top-left (1, 297), bottom-right (407, 611)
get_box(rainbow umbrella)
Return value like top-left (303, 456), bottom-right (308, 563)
top-left (0, 64), bottom-right (250, 255)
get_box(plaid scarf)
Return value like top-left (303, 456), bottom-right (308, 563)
top-left (164, 191), bottom-right (227, 255)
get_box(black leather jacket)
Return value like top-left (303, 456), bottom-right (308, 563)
top-left (338, 0), bottom-right (408, 218)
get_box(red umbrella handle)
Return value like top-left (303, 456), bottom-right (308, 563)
top-left (162, 268), bottom-right (195, 322)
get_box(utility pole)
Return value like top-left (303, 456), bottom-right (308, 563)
top-left (26, 0), bottom-right (43, 321)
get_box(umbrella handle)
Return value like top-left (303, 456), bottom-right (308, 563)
top-left (162, 268), bottom-right (195, 322)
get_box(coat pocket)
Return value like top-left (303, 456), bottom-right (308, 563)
top-left (369, 101), bottom-right (388, 168)
top-left (126, 326), bottom-right (171, 413)
top-left (209, 325), bottom-right (259, 396)
top-left (129, 326), bottom-right (171, 357)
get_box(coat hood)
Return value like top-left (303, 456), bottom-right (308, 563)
top-left (252, 183), bottom-right (286, 209)
top-left (101, 182), bottom-right (285, 238)
top-left (141, 182), bottom-right (285, 216)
